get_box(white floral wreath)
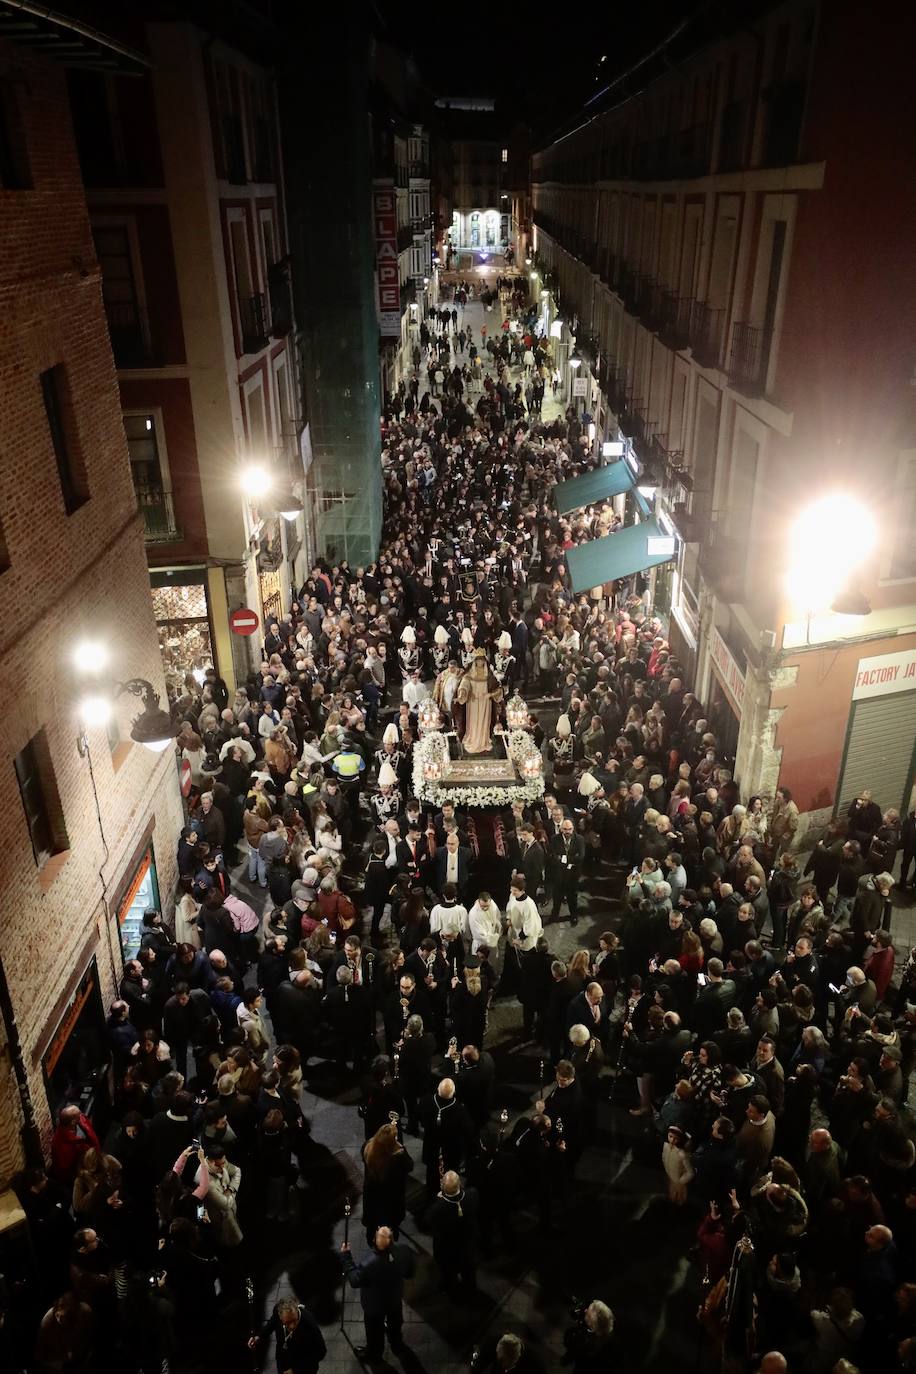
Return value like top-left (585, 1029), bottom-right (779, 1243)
top-left (413, 729), bottom-right (545, 807)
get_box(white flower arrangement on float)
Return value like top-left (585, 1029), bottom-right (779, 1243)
top-left (413, 728), bottom-right (545, 807)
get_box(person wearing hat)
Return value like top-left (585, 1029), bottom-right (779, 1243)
top-left (398, 625), bottom-right (420, 680)
top-left (492, 630), bottom-right (517, 691)
top-left (548, 714), bottom-right (578, 795)
top-left (374, 722), bottom-right (404, 774)
top-left (431, 622), bottom-right (451, 676)
top-left (371, 759), bottom-right (402, 827)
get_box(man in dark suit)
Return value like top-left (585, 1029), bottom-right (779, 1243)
top-left (433, 801), bottom-right (468, 846)
top-left (395, 823), bottom-right (432, 885)
top-left (511, 824), bottom-right (546, 895)
top-left (271, 971), bottom-right (321, 1059)
top-left (691, 959), bottom-right (737, 1040)
top-left (435, 832), bottom-right (472, 902)
top-left (549, 819), bottom-right (585, 926)
top-left (565, 981), bottom-right (609, 1046)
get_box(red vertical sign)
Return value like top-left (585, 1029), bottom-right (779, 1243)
top-left (374, 184), bottom-right (401, 338)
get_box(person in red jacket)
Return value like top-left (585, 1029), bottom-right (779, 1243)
top-left (50, 1104), bottom-right (100, 1184)
top-left (865, 930), bottom-right (895, 1004)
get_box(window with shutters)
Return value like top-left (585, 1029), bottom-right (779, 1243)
top-left (15, 730), bottom-right (69, 868)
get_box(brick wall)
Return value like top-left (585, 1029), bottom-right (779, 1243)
top-left (0, 40), bottom-right (185, 1180)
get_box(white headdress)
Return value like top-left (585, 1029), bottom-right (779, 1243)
top-left (434, 625), bottom-right (449, 646)
top-left (382, 723), bottom-right (399, 746)
top-left (461, 627), bottom-right (473, 647)
top-left (556, 714), bottom-right (572, 739)
top-left (378, 760), bottom-right (398, 787)
top-left (497, 631), bottom-right (512, 652)
top-left (400, 625), bottom-right (416, 645)
top-left (578, 772), bottom-right (601, 797)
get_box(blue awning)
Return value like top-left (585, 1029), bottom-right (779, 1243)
top-left (565, 518), bottom-right (677, 593)
top-left (552, 460), bottom-right (635, 516)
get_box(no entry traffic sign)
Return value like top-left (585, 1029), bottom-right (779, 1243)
top-left (229, 607), bottom-right (259, 636)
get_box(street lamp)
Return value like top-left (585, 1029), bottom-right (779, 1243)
top-left (241, 465), bottom-right (272, 498)
top-left (785, 493), bottom-right (877, 620)
top-left (569, 354), bottom-right (582, 369)
top-left (75, 646), bottom-right (176, 753)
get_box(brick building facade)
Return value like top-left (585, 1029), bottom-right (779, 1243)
top-left (0, 29), bottom-right (183, 1179)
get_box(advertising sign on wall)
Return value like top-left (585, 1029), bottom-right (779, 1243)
top-left (852, 646), bottom-right (916, 700)
top-left (374, 185), bottom-right (401, 338)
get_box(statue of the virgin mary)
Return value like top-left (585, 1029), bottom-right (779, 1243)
top-left (453, 650), bottom-right (503, 754)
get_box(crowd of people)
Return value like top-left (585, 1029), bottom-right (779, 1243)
top-left (7, 280), bottom-right (916, 1374)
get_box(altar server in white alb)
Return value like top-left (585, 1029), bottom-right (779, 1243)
top-left (505, 877), bottom-right (542, 952)
top-left (468, 891), bottom-right (503, 954)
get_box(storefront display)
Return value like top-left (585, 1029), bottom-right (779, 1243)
top-left (116, 846), bottom-right (160, 961)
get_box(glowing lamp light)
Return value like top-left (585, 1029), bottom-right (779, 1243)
top-left (80, 694), bottom-right (113, 727)
top-left (242, 465), bottom-right (272, 498)
top-left (569, 355), bottom-right (582, 370)
top-left (522, 752), bottom-right (543, 779)
top-left (191, 666), bottom-right (207, 686)
top-left (506, 694), bottom-right (529, 731)
top-left (73, 639), bottom-right (109, 675)
top-left (784, 494), bottom-right (877, 614)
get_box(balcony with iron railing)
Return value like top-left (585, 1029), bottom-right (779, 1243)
top-left (634, 275), bottom-right (662, 328)
top-left (699, 515), bottom-right (748, 601)
top-left (104, 300), bottom-right (159, 368)
top-left (689, 300), bottom-right (725, 369)
top-left (239, 292), bottom-right (269, 353)
top-left (616, 262), bottom-right (639, 312)
top-left (657, 291), bottom-right (692, 349)
top-left (727, 321), bottom-right (772, 395)
top-left (135, 483), bottom-right (181, 544)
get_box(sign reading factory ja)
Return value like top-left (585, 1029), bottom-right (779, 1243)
top-left (374, 185), bottom-right (401, 339)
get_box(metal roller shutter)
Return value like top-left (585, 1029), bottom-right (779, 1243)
top-left (837, 692), bottom-right (916, 816)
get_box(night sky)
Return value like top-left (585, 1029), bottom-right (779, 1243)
top-left (373, 0), bottom-right (703, 141)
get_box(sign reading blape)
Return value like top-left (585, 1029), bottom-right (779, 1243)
top-left (709, 626), bottom-right (746, 715)
top-left (852, 646), bottom-right (916, 700)
top-left (374, 185), bottom-right (401, 338)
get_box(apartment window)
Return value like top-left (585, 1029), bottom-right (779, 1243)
top-left (124, 413), bottom-right (176, 542)
top-left (15, 730), bottom-right (68, 867)
top-left (501, 147), bottom-right (508, 163)
top-left (0, 81), bottom-right (31, 188)
top-left (93, 224), bottom-right (149, 365)
top-left (41, 366), bottom-right (88, 514)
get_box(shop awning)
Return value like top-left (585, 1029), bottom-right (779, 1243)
top-left (565, 518), bottom-right (676, 593)
top-left (552, 460), bottom-right (635, 516)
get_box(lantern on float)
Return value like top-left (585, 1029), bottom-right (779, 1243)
top-left (506, 694), bottom-right (528, 731)
top-left (522, 751), bottom-right (543, 780)
top-left (418, 697), bottom-right (442, 734)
